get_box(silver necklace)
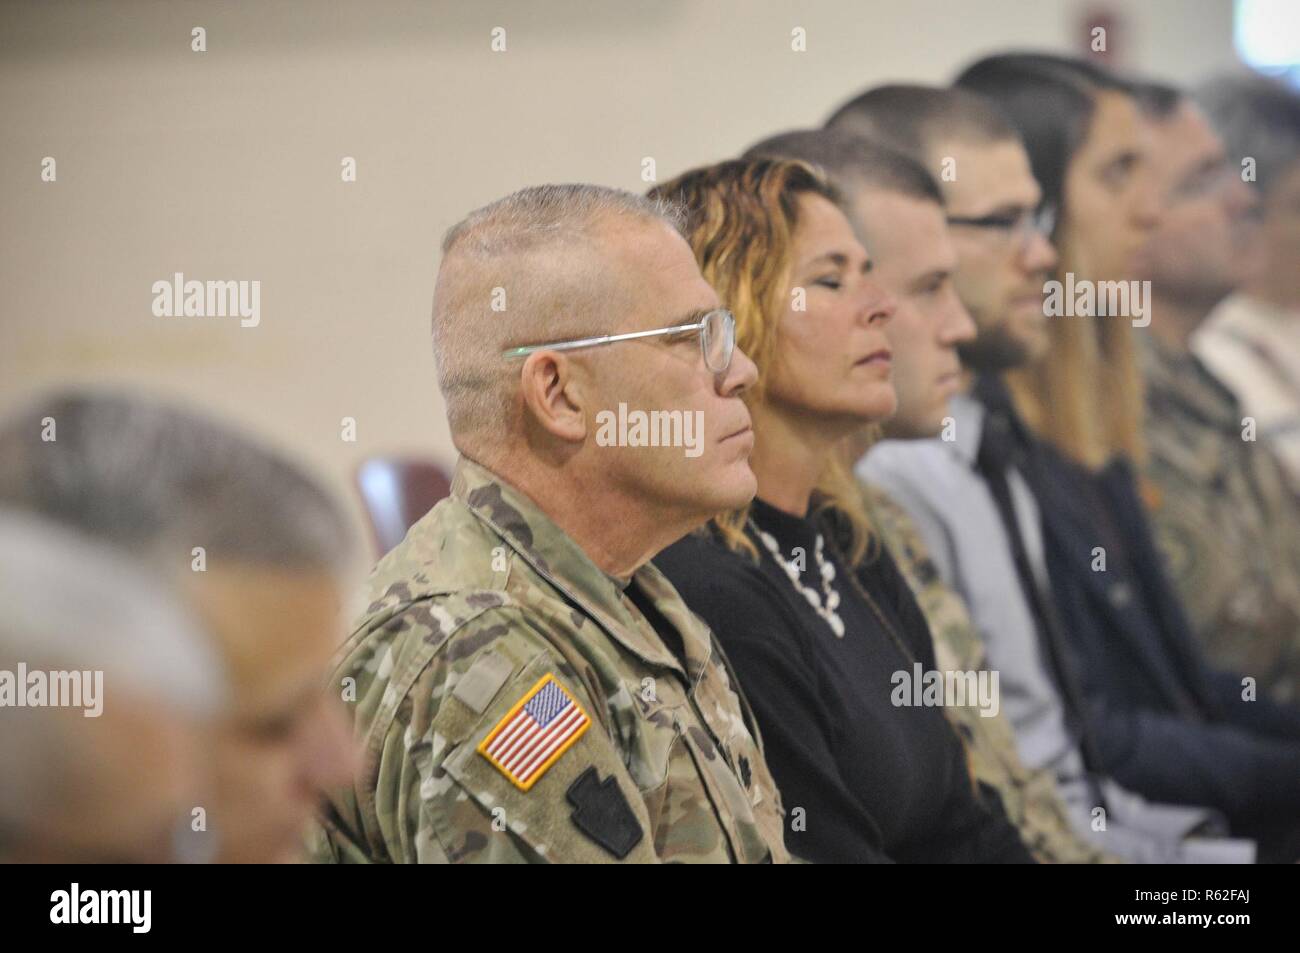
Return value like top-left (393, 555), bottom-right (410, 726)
top-left (754, 523), bottom-right (845, 637)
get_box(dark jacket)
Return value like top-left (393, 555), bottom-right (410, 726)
top-left (1024, 444), bottom-right (1300, 826)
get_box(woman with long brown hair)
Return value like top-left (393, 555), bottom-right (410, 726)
top-left (649, 157), bottom-right (1033, 863)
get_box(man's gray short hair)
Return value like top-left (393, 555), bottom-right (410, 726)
top-left (440, 183), bottom-right (685, 258)
top-left (432, 184), bottom-right (684, 443)
top-left (1196, 74), bottom-right (1300, 196)
top-left (0, 390), bottom-right (354, 577)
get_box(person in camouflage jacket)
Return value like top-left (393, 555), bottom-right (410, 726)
top-left (308, 459), bottom-right (791, 863)
top-left (309, 183), bottom-right (789, 863)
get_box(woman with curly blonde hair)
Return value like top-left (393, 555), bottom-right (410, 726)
top-left (650, 156), bottom-right (1033, 863)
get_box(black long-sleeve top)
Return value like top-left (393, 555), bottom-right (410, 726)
top-left (654, 497), bottom-right (1035, 864)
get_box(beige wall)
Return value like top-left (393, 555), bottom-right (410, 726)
top-left (0, 0), bottom-right (1243, 547)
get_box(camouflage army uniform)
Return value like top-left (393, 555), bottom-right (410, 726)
top-left (307, 457), bottom-right (790, 863)
top-left (860, 482), bottom-right (1120, 864)
top-left (1141, 336), bottom-right (1300, 704)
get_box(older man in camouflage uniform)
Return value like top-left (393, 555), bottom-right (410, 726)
top-left (309, 184), bottom-right (790, 863)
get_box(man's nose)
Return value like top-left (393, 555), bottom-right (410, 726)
top-left (1130, 171), bottom-right (1164, 229)
top-left (1020, 229), bottom-right (1058, 274)
top-left (718, 343), bottom-right (759, 397)
top-left (1227, 176), bottom-right (1259, 220)
top-left (941, 297), bottom-right (978, 346)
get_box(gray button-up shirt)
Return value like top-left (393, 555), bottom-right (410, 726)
top-left (864, 394), bottom-right (1080, 780)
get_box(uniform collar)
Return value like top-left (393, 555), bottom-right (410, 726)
top-left (1140, 334), bottom-right (1240, 432)
top-left (451, 456), bottom-right (695, 677)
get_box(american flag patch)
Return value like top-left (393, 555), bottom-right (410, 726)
top-left (477, 674), bottom-right (591, 791)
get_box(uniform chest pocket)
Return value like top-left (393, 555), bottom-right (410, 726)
top-left (629, 673), bottom-right (772, 863)
top-left (621, 674), bottom-right (688, 793)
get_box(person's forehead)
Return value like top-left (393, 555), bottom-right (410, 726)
top-left (854, 190), bottom-right (953, 266)
top-left (1087, 91), bottom-right (1143, 143)
top-left (1168, 104), bottom-right (1218, 150)
top-left (793, 192), bottom-right (861, 259)
top-left (940, 141), bottom-right (1040, 213)
top-left (855, 188), bottom-right (942, 230)
top-left (599, 218), bottom-right (718, 327)
top-left (182, 566), bottom-right (342, 706)
top-left (1151, 106), bottom-right (1221, 174)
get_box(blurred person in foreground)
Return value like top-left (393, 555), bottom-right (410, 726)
top-left (0, 391), bottom-right (358, 862)
top-left (0, 510), bottom-right (226, 863)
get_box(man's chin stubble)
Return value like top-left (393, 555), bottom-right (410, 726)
top-left (956, 330), bottom-right (1032, 374)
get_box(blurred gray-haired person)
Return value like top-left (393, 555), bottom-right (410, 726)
top-left (0, 510), bottom-right (226, 862)
top-left (0, 391), bottom-right (359, 862)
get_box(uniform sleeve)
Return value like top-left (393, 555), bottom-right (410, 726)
top-left (377, 608), bottom-right (664, 864)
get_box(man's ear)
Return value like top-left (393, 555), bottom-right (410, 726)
top-left (519, 352), bottom-right (588, 443)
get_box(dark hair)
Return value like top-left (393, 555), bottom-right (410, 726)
top-left (824, 83), bottom-right (1020, 160)
top-left (1132, 80), bottom-right (1184, 121)
top-left (743, 127), bottom-right (944, 205)
top-left (1196, 74), bottom-right (1300, 195)
top-left (954, 52), bottom-right (1139, 213)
